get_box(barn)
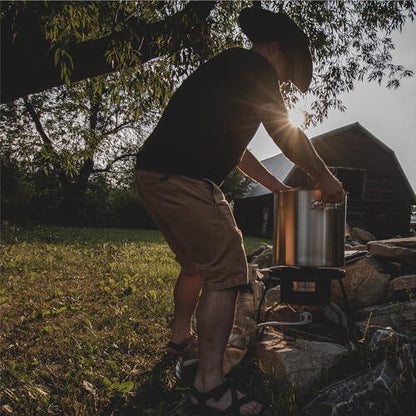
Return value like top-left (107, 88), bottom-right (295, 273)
top-left (234, 122), bottom-right (415, 239)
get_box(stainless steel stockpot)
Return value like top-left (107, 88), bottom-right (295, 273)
top-left (273, 189), bottom-right (346, 267)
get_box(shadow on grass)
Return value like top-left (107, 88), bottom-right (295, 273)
top-left (100, 354), bottom-right (187, 416)
top-left (100, 351), bottom-right (303, 416)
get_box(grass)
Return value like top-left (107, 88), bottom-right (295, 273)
top-left (0, 224), bottom-right (302, 415)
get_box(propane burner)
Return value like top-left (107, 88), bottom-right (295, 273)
top-left (268, 265), bottom-right (347, 307)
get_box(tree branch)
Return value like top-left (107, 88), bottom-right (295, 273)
top-left (23, 97), bottom-right (69, 186)
top-left (2, 1), bottom-right (217, 103)
top-left (92, 152), bottom-right (137, 173)
top-left (102, 120), bottom-right (134, 137)
top-left (23, 97), bottom-right (54, 149)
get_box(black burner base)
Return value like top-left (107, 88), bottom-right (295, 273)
top-left (268, 266), bottom-right (346, 306)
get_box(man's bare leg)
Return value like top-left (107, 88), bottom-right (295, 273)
top-left (193, 288), bottom-right (263, 415)
top-left (170, 270), bottom-right (202, 344)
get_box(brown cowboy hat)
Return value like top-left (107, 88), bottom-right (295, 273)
top-left (238, 7), bottom-right (313, 93)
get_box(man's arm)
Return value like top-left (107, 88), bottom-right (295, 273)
top-left (259, 103), bottom-right (344, 202)
top-left (237, 149), bottom-right (290, 193)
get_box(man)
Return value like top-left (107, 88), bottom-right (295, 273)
top-left (135, 7), bottom-right (344, 415)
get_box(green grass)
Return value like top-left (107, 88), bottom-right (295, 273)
top-left (0, 224), bottom-right (302, 416)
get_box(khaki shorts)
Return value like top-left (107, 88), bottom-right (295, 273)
top-left (136, 169), bottom-right (248, 290)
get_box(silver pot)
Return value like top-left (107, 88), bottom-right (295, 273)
top-left (273, 189), bottom-right (346, 267)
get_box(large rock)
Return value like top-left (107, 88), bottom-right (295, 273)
top-left (303, 328), bottom-right (416, 416)
top-left (369, 237), bottom-right (416, 248)
top-left (368, 240), bottom-right (416, 266)
top-left (354, 300), bottom-right (416, 339)
top-left (231, 291), bottom-right (258, 348)
top-left (256, 330), bottom-right (347, 391)
top-left (387, 274), bottom-right (416, 297)
top-left (247, 244), bottom-right (273, 269)
top-left (350, 227), bottom-right (375, 243)
top-left (331, 257), bottom-right (391, 310)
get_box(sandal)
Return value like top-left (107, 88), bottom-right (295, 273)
top-left (189, 379), bottom-right (262, 415)
top-left (168, 333), bottom-right (198, 360)
top-left (168, 334), bottom-right (199, 387)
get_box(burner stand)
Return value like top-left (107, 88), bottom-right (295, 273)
top-left (268, 266), bottom-right (348, 308)
top-left (252, 265), bottom-right (351, 341)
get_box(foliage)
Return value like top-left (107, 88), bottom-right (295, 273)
top-left (0, 75), bottom-right (157, 181)
top-left (221, 167), bottom-right (253, 202)
top-left (272, 1), bottom-right (416, 126)
top-left (0, 225), bottom-right (273, 416)
top-left (2, 0), bottom-right (415, 125)
top-left (0, 160), bottom-right (154, 228)
top-left (0, 71), bottom-right (161, 223)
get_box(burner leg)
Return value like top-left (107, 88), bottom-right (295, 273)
top-left (338, 278), bottom-right (351, 314)
top-left (255, 286), bottom-right (267, 325)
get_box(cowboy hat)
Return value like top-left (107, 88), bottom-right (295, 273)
top-left (238, 7), bottom-right (313, 93)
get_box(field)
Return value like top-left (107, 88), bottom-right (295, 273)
top-left (0, 225), bottom-right (299, 416)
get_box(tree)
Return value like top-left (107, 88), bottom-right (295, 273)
top-left (221, 168), bottom-right (253, 202)
top-left (1, 1), bottom-right (415, 125)
top-left (0, 72), bottom-right (160, 223)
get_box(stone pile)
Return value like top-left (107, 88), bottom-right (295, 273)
top-left (237, 230), bottom-right (416, 414)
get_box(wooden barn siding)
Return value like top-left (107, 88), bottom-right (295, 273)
top-left (312, 130), bottom-right (412, 238)
top-left (235, 130), bottom-right (412, 238)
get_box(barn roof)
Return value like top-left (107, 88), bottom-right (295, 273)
top-left (245, 122), bottom-right (416, 202)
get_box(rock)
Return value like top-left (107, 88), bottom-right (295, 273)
top-left (351, 244), bottom-right (368, 251)
top-left (303, 347), bottom-right (416, 416)
top-left (303, 328), bottom-right (416, 416)
top-left (362, 327), bottom-right (411, 363)
top-left (247, 244), bottom-right (273, 268)
top-left (344, 249), bottom-right (368, 264)
top-left (387, 274), bottom-right (416, 296)
top-left (369, 237), bottom-right (416, 248)
top-left (266, 304), bottom-right (316, 325)
top-left (331, 257), bottom-right (391, 310)
top-left (354, 300), bottom-right (416, 339)
top-left (256, 330), bottom-right (347, 391)
top-left (351, 227), bottom-right (375, 243)
top-left (321, 303), bottom-right (348, 328)
top-left (234, 291), bottom-right (256, 328)
top-left (264, 286), bottom-right (280, 308)
top-left (231, 291), bottom-right (257, 347)
top-left (368, 240), bottom-right (416, 266)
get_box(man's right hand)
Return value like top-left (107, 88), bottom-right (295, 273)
top-left (315, 171), bottom-right (345, 203)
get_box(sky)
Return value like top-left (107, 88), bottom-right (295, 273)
top-left (248, 21), bottom-right (416, 192)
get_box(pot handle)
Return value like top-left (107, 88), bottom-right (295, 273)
top-left (311, 200), bottom-right (343, 210)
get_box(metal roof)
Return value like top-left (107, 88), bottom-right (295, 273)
top-left (244, 122), bottom-right (416, 201)
top-left (245, 153), bottom-right (294, 197)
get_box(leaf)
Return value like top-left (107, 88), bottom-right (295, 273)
top-left (0, 295), bottom-right (9, 305)
top-left (41, 326), bottom-right (53, 334)
top-left (35, 387), bottom-right (48, 397)
top-left (105, 359), bottom-right (118, 372)
top-left (1, 405), bottom-right (13, 414)
top-left (111, 380), bottom-right (135, 394)
top-left (82, 380), bottom-right (95, 393)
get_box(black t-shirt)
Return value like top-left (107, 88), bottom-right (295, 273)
top-left (135, 47), bottom-right (287, 185)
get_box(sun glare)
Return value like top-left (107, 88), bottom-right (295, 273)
top-left (287, 109), bottom-right (304, 128)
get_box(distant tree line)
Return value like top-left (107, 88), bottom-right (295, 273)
top-left (1, 150), bottom-right (251, 228)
